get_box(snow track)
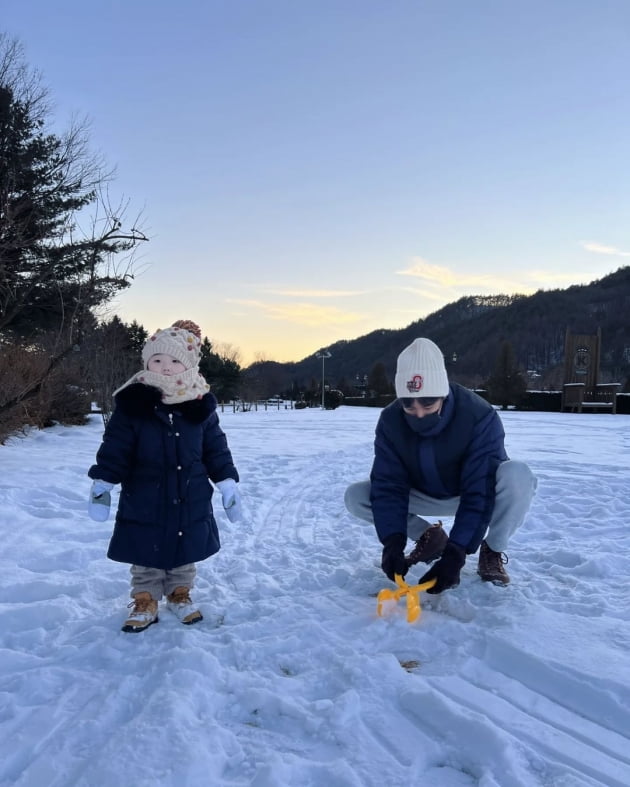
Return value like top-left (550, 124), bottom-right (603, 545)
top-left (1, 408), bottom-right (629, 786)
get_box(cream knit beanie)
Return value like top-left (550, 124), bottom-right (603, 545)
top-left (142, 320), bottom-right (202, 369)
top-left (113, 319), bottom-right (210, 404)
top-left (394, 338), bottom-right (449, 398)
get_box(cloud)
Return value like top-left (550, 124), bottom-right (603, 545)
top-left (580, 241), bottom-right (630, 258)
top-left (226, 298), bottom-right (364, 326)
top-left (395, 250), bottom-right (625, 300)
top-left (396, 258), bottom-right (460, 286)
top-left (396, 257), bottom-right (533, 293)
top-left (262, 288), bottom-right (369, 297)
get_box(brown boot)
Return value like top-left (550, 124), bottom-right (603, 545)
top-left (477, 540), bottom-right (510, 585)
top-left (405, 521), bottom-right (448, 567)
top-left (122, 592), bottom-right (159, 633)
top-left (166, 587), bottom-right (203, 625)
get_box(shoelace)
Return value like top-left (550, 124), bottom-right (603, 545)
top-left (127, 598), bottom-right (153, 613)
top-left (407, 534), bottom-right (431, 559)
top-left (406, 522), bottom-right (443, 562)
top-left (484, 550), bottom-right (509, 571)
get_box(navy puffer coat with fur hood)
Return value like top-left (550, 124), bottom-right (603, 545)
top-left (88, 384), bottom-right (239, 569)
top-left (370, 384), bottom-right (507, 553)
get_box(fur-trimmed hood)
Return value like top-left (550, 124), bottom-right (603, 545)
top-left (114, 383), bottom-right (217, 424)
top-left (90, 381), bottom-right (237, 570)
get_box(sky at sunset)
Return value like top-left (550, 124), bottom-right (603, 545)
top-left (4, 1), bottom-right (630, 365)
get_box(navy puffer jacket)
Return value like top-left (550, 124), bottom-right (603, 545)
top-left (370, 384), bottom-right (507, 553)
top-left (88, 384), bottom-right (239, 569)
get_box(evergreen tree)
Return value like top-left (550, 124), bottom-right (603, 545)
top-left (0, 35), bottom-right (147, 419)
top-left (367, 361), bottom-right (391, 396)
top-left (199, 337), bottom-right (242, 401)
top-left (82, 317), bottom-right (148, 416)
top-left (485, 341), bottom-right (527, 410)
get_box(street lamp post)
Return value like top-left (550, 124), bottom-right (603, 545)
top-left (448, 352), bottom-right (457, 381)
top-left (316, 350), bottom-right (331, 409)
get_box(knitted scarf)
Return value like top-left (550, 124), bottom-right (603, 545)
top-left (113, 367), bottom-right (210, 405)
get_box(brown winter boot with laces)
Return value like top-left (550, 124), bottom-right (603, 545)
top-left (477, 540), bottom-right (510, 585)
top-left (166, 587), bottom-right (203, 625)
top-left (122, 592), bottom-right (159, 633)
top-left (404, 521), bottom-right (448, 568)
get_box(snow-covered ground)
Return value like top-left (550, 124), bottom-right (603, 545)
top-left (1, 406), bottom-right (629, 787)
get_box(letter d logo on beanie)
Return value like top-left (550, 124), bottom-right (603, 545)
top-left (394, 338), bottom-right (449, 399)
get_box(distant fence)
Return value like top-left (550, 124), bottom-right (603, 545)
top-left (218, 400), bottom-right (298, 413)
top-left (94, 391), bottom-right (629, 416)
top-left (344, 391), bottom-right (630, 414)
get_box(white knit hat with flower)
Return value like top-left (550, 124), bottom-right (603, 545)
top-left (114, 319), bottom-right (210, 404)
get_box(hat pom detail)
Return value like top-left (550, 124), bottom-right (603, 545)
top-left (172, 319), bottom-right (202, 339)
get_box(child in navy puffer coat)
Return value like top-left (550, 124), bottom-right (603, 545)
top-left (88, 320), bottom-right (241, 632)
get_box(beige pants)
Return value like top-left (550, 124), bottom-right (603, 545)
top-left (130, 563), bottom-right (196, 600)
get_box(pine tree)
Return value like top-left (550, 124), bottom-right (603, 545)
top-left (0, 74), bottom-right (145, 336)
top-left (0, 35), bottom-right (147, 420)
top-left (485, 341), bottom-right (527, 410)
top-left (81, 317), bottom-right (148, 417)
top-left (367, 361), bottom-right (391, 396)
top-left (199, 337), bottom-right (242, 401)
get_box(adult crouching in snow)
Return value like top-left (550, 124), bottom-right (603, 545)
top-left (87, 320), bottom-right (241, 631)
top-left (344, 337), bottom-right (537, 593)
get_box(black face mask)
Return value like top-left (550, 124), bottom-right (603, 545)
top-left (404, 411), bottom-right (442, 434)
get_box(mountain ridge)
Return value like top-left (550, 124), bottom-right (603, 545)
top-left (244, 266), bottom-right (630, 394)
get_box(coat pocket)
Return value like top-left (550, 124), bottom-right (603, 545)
top-left (185, 472), bottom-right (213, 525)
top-left (118, 480), bottom-right (161, 525)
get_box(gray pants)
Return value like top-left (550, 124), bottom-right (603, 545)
top-left (344, 460), bottom-right (537, 552)
top-left (130, 563), bottom-right (197, 600)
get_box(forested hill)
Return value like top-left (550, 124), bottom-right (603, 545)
top-left (246, 266), bottom-right (630, 392)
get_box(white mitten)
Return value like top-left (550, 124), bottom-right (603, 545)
top-left (88, 479), bottom-right (114, 522)
top-left (216, 478), bottom-right (242, 523)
